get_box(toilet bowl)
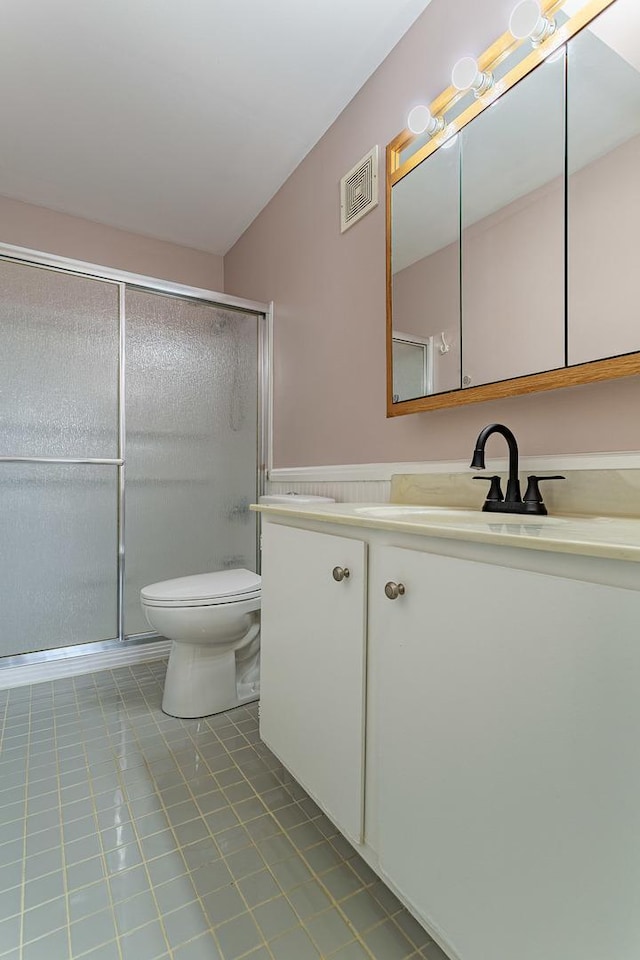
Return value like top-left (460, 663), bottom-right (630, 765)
top-left (141, 494), bottom-right (335, 718)
top-left (142, 568), bottom-right (261, 718)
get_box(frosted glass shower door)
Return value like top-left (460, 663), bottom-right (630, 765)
top-left (125, 290), bottom-right (259, 636)
top-left (0, 464), bottom-right (118, 654)
top-left (0, 258), bottom-right (120, 656)
top-left (0, 259), bottom-right (120, 458)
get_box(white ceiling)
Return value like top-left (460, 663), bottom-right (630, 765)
top-left (0, 0), bottom-right (433, 256)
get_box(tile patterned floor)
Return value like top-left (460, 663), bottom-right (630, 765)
top-left (0, 661), bottom-right (449, 960)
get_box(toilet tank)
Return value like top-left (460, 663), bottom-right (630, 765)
top-left (259, 493), bottom-right (335, 505)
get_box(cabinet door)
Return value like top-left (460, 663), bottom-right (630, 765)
top-left (260, 522), bottom-right (367, 844)
top-left (370, 545), bottom-right (640, 960)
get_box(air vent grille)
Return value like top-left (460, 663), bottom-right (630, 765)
top-left (340, 146), bottom-right (379, 232)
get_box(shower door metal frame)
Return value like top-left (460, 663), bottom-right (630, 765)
top-left (0, 242), bottom-right (271, 667)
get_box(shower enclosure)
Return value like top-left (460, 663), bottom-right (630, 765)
top-left (0, 246), bottom-right (268, 663)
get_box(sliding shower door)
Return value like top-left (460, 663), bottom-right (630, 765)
top-left (0, 253), bottom-right (263, 659)
top-left (0, 258), bottom-right (120, 656)
top-left (124, 290), bottom-right (259, 637)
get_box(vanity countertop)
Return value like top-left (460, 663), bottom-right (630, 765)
top-left (252, 502), bottom-right (640, 564)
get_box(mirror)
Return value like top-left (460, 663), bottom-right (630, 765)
top-left (387, 0), bottom-right (640, 415)
top-left (391, 138), bottom-right (460, 400)
top-left (392, 332), bottom-right (434, 402)
top-left (567, 0), bottom-right (640, 365)
top-left (461, 51), bottom-right (565, 388)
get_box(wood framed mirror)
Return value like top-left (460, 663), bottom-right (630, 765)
top-left (386, 0), bottom-right (640, 416)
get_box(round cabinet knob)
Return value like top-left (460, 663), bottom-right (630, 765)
top-left (384, 581), bottom-right (406, 600)
top-left (332, 566), bottom-right (350, 582)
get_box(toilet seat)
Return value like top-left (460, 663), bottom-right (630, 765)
top-left (141, 569), bottom-right (261, 607)
top-left (143, 591), bottom-right (261, 608)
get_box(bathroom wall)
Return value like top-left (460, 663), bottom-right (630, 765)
top-left (568, 131), bottom-right (640, 364)
top-left (0, 194), bottom-right (224, 291)
top-left (224, 0), bottom-right (640, 469)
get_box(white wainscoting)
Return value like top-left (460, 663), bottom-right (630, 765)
top-left (268, 450), bottom-right (640, 502)
top-left (268, 479), bottom-right (391, 503)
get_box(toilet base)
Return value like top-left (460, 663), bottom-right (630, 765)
top-left (161, 639), bottom-right (259, 719)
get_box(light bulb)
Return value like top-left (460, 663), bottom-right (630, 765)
top-left (509, 0), bottom-right (556, 45)
top-left (451, 57), bottom-right (493, 97)
top-left (407, 105), bottom-right (445, 136)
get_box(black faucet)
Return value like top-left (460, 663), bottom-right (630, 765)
top-left (470, 423), bottom-right (565, 516)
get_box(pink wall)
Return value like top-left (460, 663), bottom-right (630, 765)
top-left (569, 132), bottom-right (640, 365)
top-left (0, 195), bottom-right (224, 291)
top-left (463, 179), bottom-right (564, 386)
top-left (224, 0), bottom-right (640, 467)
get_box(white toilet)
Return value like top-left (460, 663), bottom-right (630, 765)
top-left (140, 493), bottom-right (335, 718)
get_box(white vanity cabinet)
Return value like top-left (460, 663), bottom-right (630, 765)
top-left (368, 544), bottom-right (640, 960)
top-left (258, 509), bottom-right (640, 960)
top-left (259, 521), bottom-right (367, 844)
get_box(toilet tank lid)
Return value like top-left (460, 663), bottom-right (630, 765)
top-left (259, 494), bottom-right (335, 504)
top-left (141, 569), bottom-right (261, 603)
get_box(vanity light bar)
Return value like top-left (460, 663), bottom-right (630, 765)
top-left (451, 57), bottom-right (494, 96)
top-left (406, 105), bottom-right (445, 136)
top-left (509, 0), bottom-right (557, 44)
top-left (404, 0), bottom-right (565, 135)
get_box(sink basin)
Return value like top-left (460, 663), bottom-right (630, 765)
top-left (352, 504), bottom-right (566, 525)
top-left (354, 505), bottom-right (477, 520)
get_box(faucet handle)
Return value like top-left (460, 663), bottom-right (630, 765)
top-left (523, 475), bottom-right (565, 513)
top-left (473, 475), bottom-right (504, 502)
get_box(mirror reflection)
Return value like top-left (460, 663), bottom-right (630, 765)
top-left (461, 51), bottom-right (566, 388)
top-left (567, 0), bottom-right (640, 365)
top-left (390, 0), bottom-right (640, 410)
top-left (391, 138), bottom-right (460, 401)
top-left (391, 333), bottom-right (434, 403)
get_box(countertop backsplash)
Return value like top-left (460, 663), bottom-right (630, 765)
top-left (391, 469), bottom-right (640, 519)
top-left (267, 466), bottom-right (640, 519)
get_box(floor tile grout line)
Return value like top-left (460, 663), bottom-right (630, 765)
top-left (62, 675), bottom-right (95, 956)
top-left (309, 849), bottom-right (419, 958)
top-left (104, 667), bottom-right (225, 957)
top-left (174, 729), bottom-right (272, 958)
top-left (221, 705), bottom-right (405, 960)
top-left (130, 690), bottom-right (248, 960)
top-left (77, 670), bottom-right (127, 960)
top-left (200, 703), bottom-right (379, 960)
top-left (129, 692), bottom-right (281, 959)
top-left (92, 666), bottom-right (172, 960)
top-left (6, 661), bottom-right (438, 960)
top-left (248, 704), bottom-right (429, 958)
top-left (17, 681), bottom-right (32, 959)
top-left (271, 844), bottom-right (380, 960)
